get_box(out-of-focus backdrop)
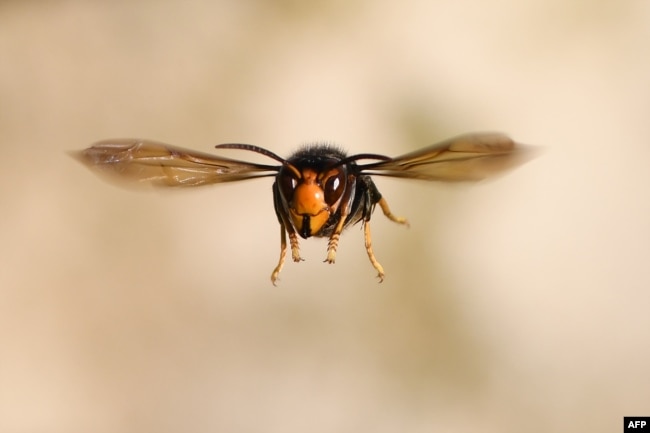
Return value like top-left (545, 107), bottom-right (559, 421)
top-left (1, 1), bottom-right (649, 432)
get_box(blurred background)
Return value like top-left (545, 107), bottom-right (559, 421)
top-left (1, 0), bottom-right (649, 432)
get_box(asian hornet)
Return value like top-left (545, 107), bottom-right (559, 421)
top-left (73, 133), bottom-right (534, 284)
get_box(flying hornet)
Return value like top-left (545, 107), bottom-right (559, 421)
top-left (73, 133), bottom-right (534, 284)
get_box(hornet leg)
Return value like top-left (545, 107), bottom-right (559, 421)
top-left (271, 223), bottom-right (303, 285)
top-left (271, 225), bottom-right (287, 285)
top-left (361, 177), bottom-right (409, 280)
top-left (377, 197), bottom-right (410, 227)
top-left (363, 219), bottom-right (385, 282)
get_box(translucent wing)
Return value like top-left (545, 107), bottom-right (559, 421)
top-left (359, 133), bottom-right (536, 181)
top-left (71, 139), bottom-right (280, 187)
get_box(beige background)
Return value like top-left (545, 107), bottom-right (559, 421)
top-left (1, 1), bottom-right (649, 432)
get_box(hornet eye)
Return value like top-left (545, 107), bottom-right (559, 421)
top-left (323, 170), bottom-right (346, 205)
top-left (278, 170), bottom-right (298, 201)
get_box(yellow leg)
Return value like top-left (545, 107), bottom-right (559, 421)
top-left (325, 210), bottom-right (349, 264)
top-left (377, 197), bottom-right (409, 227)
top-left (289, 231), bottom-right (302, 262)
top-left (364, 220), bottom-right (385, 282)
top-left (271, 226), bottom-right (287, 285)
top-left (271, 226), bottom-right (303, 285)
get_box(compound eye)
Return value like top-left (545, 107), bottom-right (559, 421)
top-left (323, 170), bottom-right (346, 206)
top-left (278, 171), bottom-right (298, 202)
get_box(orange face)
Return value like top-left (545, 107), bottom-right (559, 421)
top-left (279, 166), bottom-right (347, 238)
